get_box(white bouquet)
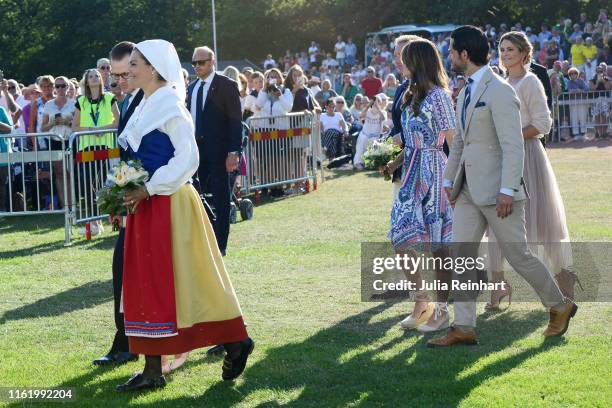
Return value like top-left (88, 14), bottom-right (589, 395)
top-left (362, 138), bottom-right (402, 175)
top-left (96, 160), bottom-right (149, 218)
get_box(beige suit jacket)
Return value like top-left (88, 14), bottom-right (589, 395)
top-left (444, 65), bottom-right (527, 206)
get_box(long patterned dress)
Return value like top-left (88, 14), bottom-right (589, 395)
top-left (389, 86), bottom-right (456, 250)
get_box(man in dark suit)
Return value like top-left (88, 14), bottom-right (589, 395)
top-left (93, 41), bottom-right (143, 366)
top-left (187, 46), bottom-right (242, 256)
top-left (530, 61), bottom-right (553, 147)
top-left (390, 35), bottom-right (419, 185)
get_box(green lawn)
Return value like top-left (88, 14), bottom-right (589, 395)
top-left (0, 143), bottom-right (611, 407)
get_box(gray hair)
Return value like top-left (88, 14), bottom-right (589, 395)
top-left (96, 58), bottom-right (110, 68)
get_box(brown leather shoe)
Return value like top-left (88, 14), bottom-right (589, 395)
top-left (427, 326), bottom-right (478, 348)
top-left (543, 302), bottom-right (578, 337)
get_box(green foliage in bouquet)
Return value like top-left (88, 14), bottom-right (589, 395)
top-left (96, 160), bottom-right (149, 216)
top-left (362, 138), bottom-right (402, 171)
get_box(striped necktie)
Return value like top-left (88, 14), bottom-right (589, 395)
top-left (461, 78), bottom-right (474, 131)
top-left (121, 93), bottom-right (131, 120)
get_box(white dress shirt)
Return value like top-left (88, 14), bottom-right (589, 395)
top-left (189, 71), bottom-right (215, 122)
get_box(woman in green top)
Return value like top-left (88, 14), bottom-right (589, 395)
top-left (339, 73), bottom-right (359, 106)
top-left (71, 68), bottom-right (120, 236)
top-left (72, 68), bottom-right (119, 138)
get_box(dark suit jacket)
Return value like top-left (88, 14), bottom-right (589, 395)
top-left (187, 73), bottom-right (242, 164)
top-left (391, 79), bottom-right (410, 145)
top-left (118, 89), bottom-right (144, 162)
top-left (530, 62), bottom-right (552, 110)
top-left (529, 62), bottom-right (553, 147)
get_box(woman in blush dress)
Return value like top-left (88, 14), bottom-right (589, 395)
top-left (485, 32), bottom-right (574, 311)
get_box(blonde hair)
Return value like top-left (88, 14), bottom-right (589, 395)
top-left (395, 34), bottom-right (421, 48)
top-left (222, 65), bottom-right (240, 82)
top-left (499, 31), bottom-right (533, 70)
top-left (38, 75), bottom-right (55, 85)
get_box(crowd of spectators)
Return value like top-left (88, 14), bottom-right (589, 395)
top-left (258, 9), bottom-right (611, 142)
top-left (1, 9), bottom-right (611, 208)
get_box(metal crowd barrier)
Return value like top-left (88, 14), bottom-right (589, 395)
top-left (0, 132), bottom-right (71, 244)
top-left (2, 117), bottom-right (325, 245)
top-left (244, 111), bottom-right (323, 197)
top-left (67, 129), bottom-right (120, 234)
top-left (552, 90), bottom-right (611, 142)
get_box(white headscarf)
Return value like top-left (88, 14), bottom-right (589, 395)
top-left (136, 39), bottom-right (186, 101)
top-left (117, 39), bottom-right (193, 151)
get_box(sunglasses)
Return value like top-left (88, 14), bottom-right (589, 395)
top-left (54, 83), bottom-right (67, 89)
top-left (99, 66), bottom-right (111, 71)
top-left (7, 86), bottom-right (16, 90)
top-left (192, 59), bottom-right (212, 67)
top-left (336, 101), bottom-right (345, 104)
top-left (111, 72), bottom-right (129, 80)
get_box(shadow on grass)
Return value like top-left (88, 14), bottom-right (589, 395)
top-left (189, 307), bottom-right (557, 407)
top-left (322, 168), bottom-right (355, 182)
top-left (0, 213), bottom-right (65, 234)
top-left (0, 280), bottom-right (112, 324)
top-left (23, 303), bottom-right (564, 407)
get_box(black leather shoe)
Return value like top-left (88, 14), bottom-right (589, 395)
top-left (222, 337), bottom-right (254, 381)
top-left (116, 373), bottom-right (166, 392)
top-left (93, 351), bottom-right (138, 366)
top-left (206, 344), bottom-right (226, 356)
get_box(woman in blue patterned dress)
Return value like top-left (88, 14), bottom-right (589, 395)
top-left (385, 39), bottom-right (457, 332)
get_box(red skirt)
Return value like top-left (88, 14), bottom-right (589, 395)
top-left (123, 184), bottom-right (248, 355)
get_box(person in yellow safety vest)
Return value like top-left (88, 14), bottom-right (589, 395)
top-left (72, 68), bottom-right (119, 237)
top-left (72, 68), bottom-right (119, 151)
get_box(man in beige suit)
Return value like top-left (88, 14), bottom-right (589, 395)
top-left (427, 26), bottom-right (577, 347)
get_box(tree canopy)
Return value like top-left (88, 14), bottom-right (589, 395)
top-left (0, 0), bottom-right (605, 82)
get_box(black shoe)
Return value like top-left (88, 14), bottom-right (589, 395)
top-left (222, 338), bottom-right (254, 381)
top-left (206, 344), bottom-right (226, 356)
top-left (116, 373), bottom-right (166, 392)
top-left (93, 351), bottom-right (138, 366)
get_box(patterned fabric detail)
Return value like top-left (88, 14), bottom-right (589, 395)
top-left (389, 87), bottom-right (455, 249)
top-left (321, 129), bottom-right (343, 158)
top-left (125, 321), bottom-right (177, 338)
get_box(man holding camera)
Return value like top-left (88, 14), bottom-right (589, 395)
top-left (187, 46), bottom-right (242, 256)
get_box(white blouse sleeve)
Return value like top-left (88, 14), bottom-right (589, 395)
top-left (255, 90), bottom-right (268, 110)
top-left (278, 89), bottom-right (294, 112)
top-left (144, 116), bottom-right (200, 196)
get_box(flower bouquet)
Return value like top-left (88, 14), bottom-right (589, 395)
top-left (362, 138), bottom-right (402, 179)
top-left (97, 160), bottom-right (149, 229)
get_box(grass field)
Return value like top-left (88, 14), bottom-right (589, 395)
top-left (0, 142), bottom-right (611, 407)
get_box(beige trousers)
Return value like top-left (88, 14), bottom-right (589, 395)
top-left (451, 186), bottom-right (563, 327)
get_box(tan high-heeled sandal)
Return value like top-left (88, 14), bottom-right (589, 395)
top-left (161, 352), bottom-right (190, 374)
top-left (555, 270), bottom-right (583, 301)
top-left (485, 280), bottom-right (512, 311)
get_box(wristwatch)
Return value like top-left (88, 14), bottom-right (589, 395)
top-left (228, 151), bottom-right (241, 156)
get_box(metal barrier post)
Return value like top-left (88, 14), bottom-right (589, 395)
top-left (68, 129), bottom-right (119, 237)
top-left (552, 90), bottom-right (611, 142)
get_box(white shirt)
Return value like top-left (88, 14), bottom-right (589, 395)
top-left (43, 98), bottom-right (75, 138)
top-left (465, 64), bottom-right (488, 97)
top-left (308, 46), bottom-right (318, 62)
top-left (189, 72), bottom-right (215, 122)
top-left (320, 112), bottom-right (345, 132)
top-left (335, 41), bottom-right (346, 58)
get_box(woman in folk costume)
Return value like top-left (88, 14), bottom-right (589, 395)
top-left (117, 39), bottom-right (254, 392)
